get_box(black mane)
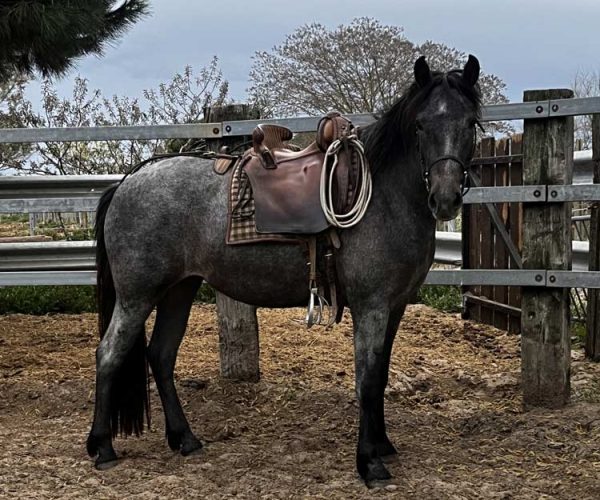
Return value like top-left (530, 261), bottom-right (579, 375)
top-left (361, 69), bottom-right (482, 173)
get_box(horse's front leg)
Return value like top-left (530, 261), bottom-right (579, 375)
top-left (352, 305), bottom-right (401, 484)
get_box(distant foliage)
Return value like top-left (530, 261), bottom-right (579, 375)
top-left (0, 286), bottom-right (97, 315)
top-left (0, 73), bottom-right (35, 171)
top-left (249, 18), bottom-right (509, 120)
top-left (572, 68), bottom-right (600, 150)
top-left (0, 284), bottom-right (216, 315)
top-left (417, 286), bottom-right (463, 313)
top-left (2, 57), bottom-right (229, 175)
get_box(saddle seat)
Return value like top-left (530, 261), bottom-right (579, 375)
top-left (243, 113), bottom-right (358, 235)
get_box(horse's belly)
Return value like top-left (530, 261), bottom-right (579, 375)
top-left (200, 243), bottom-right (311, 308)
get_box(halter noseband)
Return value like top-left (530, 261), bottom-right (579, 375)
top-left (416, 122), bottom-right (482, 197)
top-left (421, 155), bottom-right (470, 197)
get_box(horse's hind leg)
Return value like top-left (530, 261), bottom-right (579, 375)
top-left (147, 277), bottom-right (203, 456)
top-left (87, 299), bottom-right (153, 469)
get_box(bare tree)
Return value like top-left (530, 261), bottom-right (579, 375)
top-left (572, 68), bottom-right (600, 150)
top-left (4, 59), bottom-right (229, 175)
top-left (248, 17), bottom-right (509, 122)
top-left (0, 73), bottom-right (35, 172)
top-left (143, 57), bottom-right (229, 124)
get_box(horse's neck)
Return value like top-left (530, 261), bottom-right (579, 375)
top-left (373, 152), bottom-right (430, 215)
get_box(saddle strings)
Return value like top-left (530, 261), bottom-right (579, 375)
top-left (320, 136), bottom-right (372, 229)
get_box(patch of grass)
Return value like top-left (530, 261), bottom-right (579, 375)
top-left (0, 214), bottom-right (28, 223)
top-left (417, 285), bottom-right (463, 313)
top-left (0, 282), bottom-right (218, 316)
top-left (0, 286), bottom-right (96, 315)
top-left (196, 284), bottom-right (216, 304)
top-left (571, 321), bottom-right (587, 346)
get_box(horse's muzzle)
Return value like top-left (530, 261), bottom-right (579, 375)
top-left (428, 189), bottom-right (462, 221)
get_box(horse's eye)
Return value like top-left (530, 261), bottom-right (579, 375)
top-left (415, 120), bottom-right (424, 132)
top-left (469, 119), bottom-right (477, 128)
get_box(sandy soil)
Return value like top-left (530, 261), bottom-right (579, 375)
top-left (0, 304), bottom-right (599, 499)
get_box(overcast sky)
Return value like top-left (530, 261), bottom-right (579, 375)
top-left (27, 0), bottom-right (600, 109)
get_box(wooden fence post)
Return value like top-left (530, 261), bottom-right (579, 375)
top-left (205, 104), bottom-right (261, 382)
top-left (521, 89), bottom-right (573, 408)
top-left (586, 114), bottom-right (600, 361)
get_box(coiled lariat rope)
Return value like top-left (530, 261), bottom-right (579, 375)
top-left (319, 136), bottom-right (372, 229)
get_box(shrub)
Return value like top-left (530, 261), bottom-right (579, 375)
top-left (0, 286), bottom-right (96, 314)
top-left (417, 285), bottom-right (463, 313)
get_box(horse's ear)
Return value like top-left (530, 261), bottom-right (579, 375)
top-left (463, 55), bottom-right (480, 86)
top-left (414, 56), bottom-right (432, 88)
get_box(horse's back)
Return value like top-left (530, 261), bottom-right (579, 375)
top-left (103, 156), bottom-right (310, 307)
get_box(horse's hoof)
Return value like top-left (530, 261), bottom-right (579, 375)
top-left (358, 455), bottom-right (392, 485)
top-left (95, 456), bottom-right (121, 471)
top-left (181, 437), bottom-right (203, 457)
top-left (367, 478), bottom-right (393, 489)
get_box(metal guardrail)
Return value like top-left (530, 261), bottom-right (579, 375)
top-left (0, 233), bottom-right (591, 286)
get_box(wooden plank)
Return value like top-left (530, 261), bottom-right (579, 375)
top-left (206, 104), bottom-right (261, 382)
top-left (586, 114), bottom-right (600, 361)
top-left (461, 182), bottom-right (472, 320)
top-left (493, 139), bottom-right (509, 330)
top-left (465, 143), bottom-right (483, 321)
top-left (479, 137), bottom-right (495, 324)
top-left (216, 294), bottom-right (260, 382)
top-left (463, 292), bottom-right (521, 316)
top-left (521, 89), bottom-right (573, 408)
top-left (509, 135), bottom-right (523, 334)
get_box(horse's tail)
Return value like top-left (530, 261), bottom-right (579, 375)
top-left (95, 185), bottom-right (150, 437)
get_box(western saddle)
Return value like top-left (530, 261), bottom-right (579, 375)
top-left (218, 112), bottom-right (369, 327)
top-left (244, 112), bottom-right (360, 235)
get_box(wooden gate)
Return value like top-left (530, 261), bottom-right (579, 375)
top-left (462, 135), bottom-right (523, 333)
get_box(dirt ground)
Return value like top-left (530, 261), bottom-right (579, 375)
top-left (0, 305), bottom-right (599, 499)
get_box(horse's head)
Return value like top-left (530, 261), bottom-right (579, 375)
top-left (412, 55), bottom-right (481, 221)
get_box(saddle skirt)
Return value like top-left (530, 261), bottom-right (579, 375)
top-left (242, 113), bottom-right (360, 235)
top-left (244, 142), bottom-right (329, 234)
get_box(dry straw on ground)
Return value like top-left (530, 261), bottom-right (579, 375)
top-left (0, 304), bottom-right (599, 499)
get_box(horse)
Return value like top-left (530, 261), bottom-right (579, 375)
top-left (86, 54), bottom-right (482, 484)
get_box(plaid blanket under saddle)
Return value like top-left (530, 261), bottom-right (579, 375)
top-left (226, 159), bottom-right (299, 245)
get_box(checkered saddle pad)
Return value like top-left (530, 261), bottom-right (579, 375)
top-left (226, 159), bottom-right (298, 245)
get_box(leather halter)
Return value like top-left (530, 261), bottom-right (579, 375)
top-left (422, 154), bottom-right (470, 197)
top-left (416, 123), bottom-right (480, 197)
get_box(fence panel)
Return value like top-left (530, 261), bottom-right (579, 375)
top-left (463, 135), bottom-right (523, 333)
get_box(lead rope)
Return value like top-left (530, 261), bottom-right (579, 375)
top-left (319, 136), bottom-right (372, 228)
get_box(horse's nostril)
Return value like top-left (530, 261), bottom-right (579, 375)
top-left (428, 194), bottom-right (438, 213)
top-left (453, 192), bottom-right (462, 209)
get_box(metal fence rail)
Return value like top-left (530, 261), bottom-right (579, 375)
top-left (1, 97), bottom-right (600, 144)
top-left (10, 182), bottom-right (595, 212)
top-left (1, 96), bottom-right (600, 289)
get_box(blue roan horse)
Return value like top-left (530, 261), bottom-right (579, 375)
top-left (87, 55), bottom-right (482, 484)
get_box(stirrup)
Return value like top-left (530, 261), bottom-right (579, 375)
top-left (305, 284), bottom-right (333, 328)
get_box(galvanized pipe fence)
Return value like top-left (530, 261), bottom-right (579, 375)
top-left (1, 91), bottom-right (600, 406)
top-left (1, 96), bottom-right (600, 289)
